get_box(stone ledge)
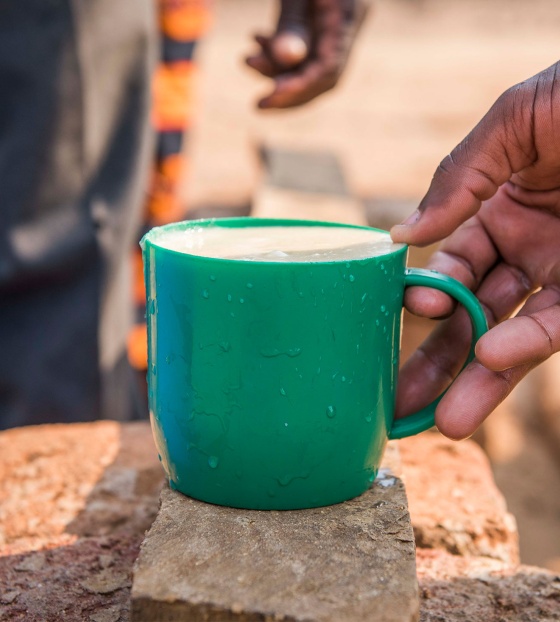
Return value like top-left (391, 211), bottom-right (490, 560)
top-left (131, 444), bottom-right (419, 622)
top-left (400, 433), bottom-right (519, 565)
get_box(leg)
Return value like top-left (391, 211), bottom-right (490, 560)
top-left (0, 0), bottom-right (156, 427)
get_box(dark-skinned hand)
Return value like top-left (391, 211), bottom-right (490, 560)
top-left (391, 62), bottom-right (560, 441)
top-left (246, 0), bottom-right (369, 109)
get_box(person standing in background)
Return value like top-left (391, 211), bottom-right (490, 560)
top-left (0, 0), bottom-right (367, 429)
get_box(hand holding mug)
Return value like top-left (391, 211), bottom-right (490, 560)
top-left (391, 61), bottom-right (560, 441)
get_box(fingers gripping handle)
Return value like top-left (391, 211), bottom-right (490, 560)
top-left (388, 268), bottom-right (489, 440)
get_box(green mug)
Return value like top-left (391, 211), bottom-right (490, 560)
top-left (142, 218), bottom-right (487, 510)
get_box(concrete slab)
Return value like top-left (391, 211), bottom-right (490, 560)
top-left (131, 443), bottom-right (419, 622)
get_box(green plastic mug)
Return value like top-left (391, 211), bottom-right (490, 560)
top-left (142, 218), bottom-right (487, 510)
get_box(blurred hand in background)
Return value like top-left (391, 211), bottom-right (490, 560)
top-left (246, 0), bottom-right (370, 109)
top-left (391, 61), bottom-right (560, 441)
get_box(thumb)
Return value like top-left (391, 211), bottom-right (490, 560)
top-left (391, 83), bottom-right (538, 247)
top-left (270, 0), bottom-right (311, 67)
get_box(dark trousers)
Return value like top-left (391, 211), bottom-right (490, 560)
top-left (0, 0), bottom-right (155, 428)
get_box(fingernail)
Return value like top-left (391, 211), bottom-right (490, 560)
top-left (272, 32), bottom-right (308, 65)
top-left (399, 209), bottom-right (421, 226)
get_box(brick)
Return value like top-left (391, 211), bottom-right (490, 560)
top-left (0, 422), bottom-right (163, 622)
top-left (400, 433), bottom-right (519, 564)
top-left (417, 549), bottom-right (560, 622)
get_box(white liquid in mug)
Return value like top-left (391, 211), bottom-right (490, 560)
top-left (152, 225), bottom-right (405, 263)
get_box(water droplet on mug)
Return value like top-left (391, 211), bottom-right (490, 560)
top-left (210, 275), bottom-right (216, 281)
top-left (227, 294), bottom-right (232, 302)
top-left (368, 473), bottom-right (376, 483)
top-left (246, 282), bottom-right (253, 288)
top-left (365, 413), bottom-right (373, 423)
top-left (280, 387), bottom-right (287, 396)
top-left (349, 275), bottom-right (355, 283)
top-left (341, 376), bottom-right (346, 383)
top-left (375, 319), bottom-right (380, 327)
top-left (326, 405), bottom-right (336, 418)
top-left (380, 305), bottom-right (386, 313)
top-left (380, 263), bottom-right (385, 271)
top-left (361, 293), bottom-right (367, 304)
top-left (151, 364), bottom-right (157, 376)
top-left (239, 298), bottom-right (245, 304)
top-left (149, 299), bottom-right (156, 314)
top-left (208, 456), bottom-right (219, 469)
top-left (202, 289), bottom-right (209, 299)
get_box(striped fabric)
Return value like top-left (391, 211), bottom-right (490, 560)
top-left (128, 0), bottom-right (211, 373)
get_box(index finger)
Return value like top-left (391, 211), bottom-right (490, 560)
top-left (390, 82), bottom-right (538, 247)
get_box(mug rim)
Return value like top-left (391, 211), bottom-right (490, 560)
top-left (141, 217), bottom-right (408, 265)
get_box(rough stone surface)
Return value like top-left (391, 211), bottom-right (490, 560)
top-left (131, 444), bottom-right (419, 622)
top-left (400, 433), bottom-right (519, 564)
top-left (0, 421), bottom-right (163, 622)
top-left (0, 421), bottom-right (162, 554)
top-left (417, 549), bottom-right (560, 622)
top-left (0, 534), bottom-right (140, 622)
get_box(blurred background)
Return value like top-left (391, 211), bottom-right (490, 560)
top-left (164, 0), bottom-right (560, 572)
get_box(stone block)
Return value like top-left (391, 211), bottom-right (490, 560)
top-left (400, 434), bottom-right (519, 564)
top-left (131, 444), bottom-right (419, 622)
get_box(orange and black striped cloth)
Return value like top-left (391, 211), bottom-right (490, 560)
top-left (129, 0), bottom-right (211, 373)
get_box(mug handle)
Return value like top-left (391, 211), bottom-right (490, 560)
top-left (388, 268), bottom-right (488, 440)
